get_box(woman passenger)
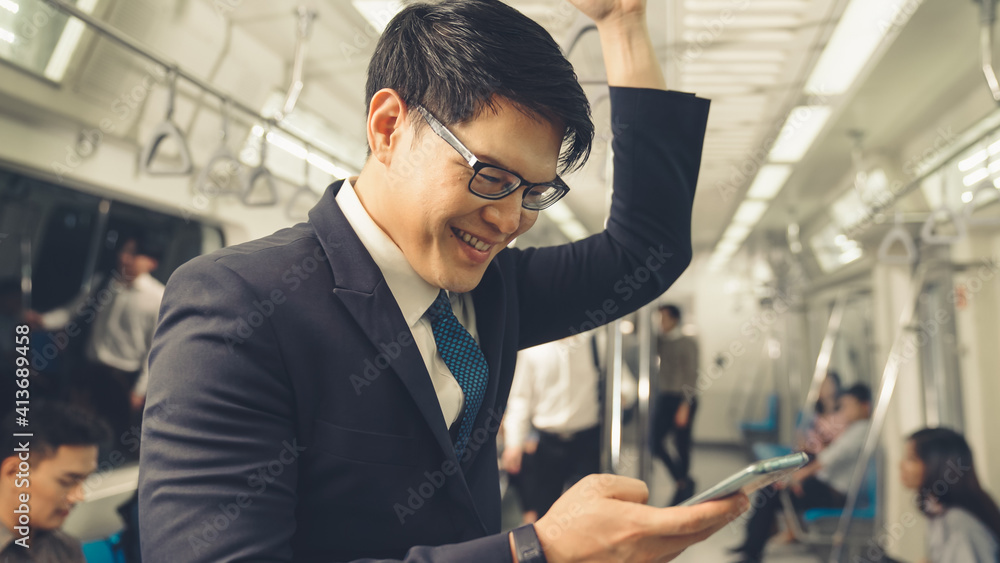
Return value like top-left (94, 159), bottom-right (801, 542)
top-left (901, 428), bottom-right (1000, 562)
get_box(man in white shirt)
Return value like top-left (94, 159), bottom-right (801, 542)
top-left (24, 232), bottom-right (165, 453)
top-left (502, 334), bottom-right (601, 520)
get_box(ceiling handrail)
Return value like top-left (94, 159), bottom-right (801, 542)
top-left (978, 0), bottom-right (1000, 102)
top-left (193, 98), bottom-right (243, 196)
top-left (876, 213), bottom-right (917, 265)
top-left (139, 68), bottom-right (194, 176)
top-left (242, 122), bottom-right (279, 208)
top-left (920, 204), bottom-right (967, 244)
top-left (286, 143), bottom-right (320, 221)
top-left (42, 0), bottom-right (353, 177)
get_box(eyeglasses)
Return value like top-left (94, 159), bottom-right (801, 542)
top-left (412, 105), bottom-right (569, 211)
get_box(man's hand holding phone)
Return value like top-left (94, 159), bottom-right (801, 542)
top-left (533, 474), bottom-right (749, 562)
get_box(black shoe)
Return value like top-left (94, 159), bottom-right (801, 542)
top-left (670, 479), bottom-right (696, 506)
top-left (726, 544), bottom-right (747, 555)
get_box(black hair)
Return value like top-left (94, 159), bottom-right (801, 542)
top-left (366, 0), bottom-right (593, 173)
top-left (659, 304), bottom-right (682, 322)
top-left (908, 427), bottom-right (1000, 540)
top-left (118, 228), bottom-right (167, 262)
top-left (0, 401), bottom-right (110, 463)
top-left (815, 370), bottom-right (842, 415)
top-left (840, 383), bottom-right (871, 405)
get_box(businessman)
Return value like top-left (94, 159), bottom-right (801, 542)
top-left (138, 0), bottom-right (748, 561)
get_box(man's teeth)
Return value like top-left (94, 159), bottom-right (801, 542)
top-left (458, 230), bottom-right (491, 252)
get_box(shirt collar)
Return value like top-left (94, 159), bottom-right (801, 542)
top-left (336, 178), bottom-right (441, 327)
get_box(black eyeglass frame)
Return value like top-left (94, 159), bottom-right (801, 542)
top-left (412, 105), bottom-right (570, 211)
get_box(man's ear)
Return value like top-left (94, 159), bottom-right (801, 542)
top-left (366, 89), bottom-right (409, 167)
top-left (0, 455), bottom-right (19, 483)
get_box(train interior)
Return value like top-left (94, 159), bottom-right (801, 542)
top-left (1, 0), bottom-right (1000, 561)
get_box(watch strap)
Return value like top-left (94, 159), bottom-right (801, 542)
top-left (511, 523), bottom-right (547, 563)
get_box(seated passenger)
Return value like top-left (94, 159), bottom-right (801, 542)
top-left (730, 383), bottom-right (873, 562)
top-left (798, 370), bottom-right (843, 454)
top-left (901, 428), bottom-right (1000, 563)
top-left (0, 401), bottom-right (109, 562)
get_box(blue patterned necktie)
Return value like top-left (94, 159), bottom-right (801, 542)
top-left (426, 290), bottom-right (489, 459)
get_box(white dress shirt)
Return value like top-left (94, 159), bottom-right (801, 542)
top-left (41, 271), bottom-right (164, 396)
top-left (336, 179), bottom-right (475, 428)
top-left (503, 334), bottom-right (601, 448)
top-left (816, 419), bottom-right (871, 494)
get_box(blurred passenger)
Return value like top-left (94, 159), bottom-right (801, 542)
top-left (501, 334), bottom-right (600, 519)
top-left (23, 232), bottom-right (165, 452)
top-left (901, 428), bottom-right (1000, 563)
top-left (652, 304), bottom-right (700, 505)
top-left (731, 384), bottom-right (873, 563)
top-left (798, 371), bottom-right (843, 454)
top-left (0, 278), bottom-right (23, 417)
top-left (0, 401), bottom-right (109, 562)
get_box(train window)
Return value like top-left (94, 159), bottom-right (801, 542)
top-left (0, 168), bottom-right (224, 406)
top-left (0, 0), bottom-right (101, 83)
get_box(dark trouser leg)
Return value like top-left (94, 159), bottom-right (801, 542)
top-left (741, 478), bottom-right (846, 559)
top-left (532, 433), bottom-right (574, 518)
top-left (651, 395), bottom-right (684, 481)
top-left (675, 398), bottom-right (698, 480)
top-left (565, 426), bottom-right (600, 487)
top-left (741, 486), bottom-right (785, 559)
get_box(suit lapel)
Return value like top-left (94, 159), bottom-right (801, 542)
top-left (308, 182), bottom-right (457, 466)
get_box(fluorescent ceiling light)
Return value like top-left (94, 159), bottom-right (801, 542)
top-left (352, 0), bottom-right (405, 33)
top-left (0, 27), bottom-right (13, 44)
top-left (308, 153), bottom-right (355, 179)
top-left (805, 0), bottom-right (919, 95)
top-left (768, 106), bottom-right (832, 162)
top-left (959, 150), bottom-right (987, 172)
top-left (733, 200), bottom-right (769, 225)
top-left (746, 164), bottom-right (793, 200)
top-left (43, 0), bottom-right (99, 81)
top-left (722, 223), bottom-right (752, 242)
top-left (964, 168), bottom-right (989, 187)
top-left (0, 0), bottom-right (18, 14)
top-left (962, 191), bottom-right (974, 203)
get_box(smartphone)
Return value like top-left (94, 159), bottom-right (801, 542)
top-left (678, 452), bottom-right (811, 507)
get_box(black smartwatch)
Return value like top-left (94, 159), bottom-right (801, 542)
top-left (511, 524), bottom-right (547, 563)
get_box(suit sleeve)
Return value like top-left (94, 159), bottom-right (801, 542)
top-left (138, 258), bottom-right (514, 563)
top-left (514, 87), bottom-right (709, 349)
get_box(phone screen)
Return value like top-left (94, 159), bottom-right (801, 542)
top-left (678, 452), bottom-right (810, 507)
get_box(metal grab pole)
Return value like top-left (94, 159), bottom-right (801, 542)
top-left (602, 319), bottom-right (625, 474)
top-left (829, 266), bottom-right (928, 563)
top-left (636, 305), bottom-right (654, 483)
top-left (797, 292), bottom-right (847, 436)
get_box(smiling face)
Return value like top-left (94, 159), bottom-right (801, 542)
top-left (359, 89), bottom-right (563, 293)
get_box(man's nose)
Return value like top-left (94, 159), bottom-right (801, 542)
top-left (482, 192), bottom-right (524, 235)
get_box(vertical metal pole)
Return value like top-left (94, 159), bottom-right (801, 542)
top-left (798, 292), bottom-right (848, 435)
top-left (829, 266), bottom-right (927, 563)
top-left (636, 305), bottom-right (653, 483)
top-left (80, 199), bottom-right (112, 295)
top-left (603, 319), bottom-right (624, 474)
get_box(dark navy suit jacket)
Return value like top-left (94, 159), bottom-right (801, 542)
top-left (138, 87), bottom-right (709, 562)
